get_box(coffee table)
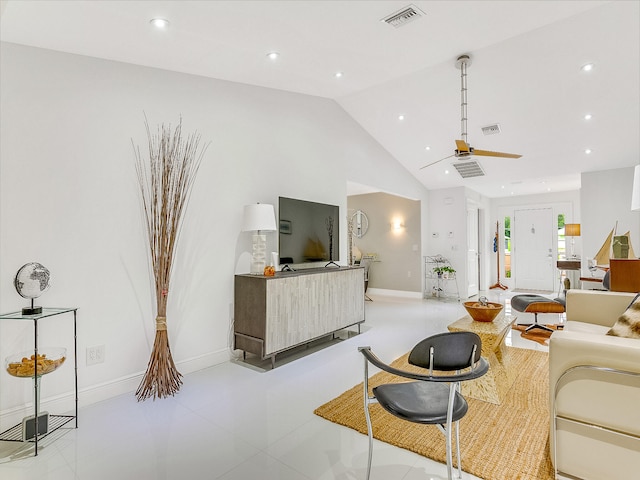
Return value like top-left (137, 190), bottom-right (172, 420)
top-left (448, 311), bottom-right (516, 404)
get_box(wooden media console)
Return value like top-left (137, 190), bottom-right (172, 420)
top-left (234, 267), bottom-right (365, 368)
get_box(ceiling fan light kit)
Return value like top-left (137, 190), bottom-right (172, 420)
top-left (421, 54), bottom-right (522, 171)
top-left (454, 161), bottom-right (485, 179)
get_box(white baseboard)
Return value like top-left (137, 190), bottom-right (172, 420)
top-left (367, 288), bottom-right (423, 299)
top-left (178, 348), bottom-right (231, 376)
top-left (0, 347), bottom-right (230, 431)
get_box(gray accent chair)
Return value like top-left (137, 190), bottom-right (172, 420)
top-left (359, 332), bottom-right (489, 480)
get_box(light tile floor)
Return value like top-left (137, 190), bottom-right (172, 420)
top-left (0, 290), bottom-right (563, 480)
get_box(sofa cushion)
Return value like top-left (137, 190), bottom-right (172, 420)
top-left (565, 321), bottom-right (611, 335)
top-left (607, 293), bottom-right (640, 338)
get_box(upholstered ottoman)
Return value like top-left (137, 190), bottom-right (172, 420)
top-left (511, 294), bottom-right (565, 333)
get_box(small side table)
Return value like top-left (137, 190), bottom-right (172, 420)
top-left (0, 307), bottom-right (78, 456)
top-left (580, 276), bottom-right (604, 289)
top-left (448, 311), bottom-right (516, 404)
top-left (557, 260), bottom-right (581, 295)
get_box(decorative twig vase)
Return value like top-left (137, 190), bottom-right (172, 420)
top-left (133, 117), bottom-right (208, 401)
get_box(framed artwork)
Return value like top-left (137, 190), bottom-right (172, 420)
top-left (280, 219), bottom-right (292, 234)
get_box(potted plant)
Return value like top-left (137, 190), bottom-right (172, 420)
top-left (433, 265), bottom-right (456, 279)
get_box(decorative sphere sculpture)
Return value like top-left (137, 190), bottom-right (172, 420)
top-left (14, 262), bottom-right (51, 314)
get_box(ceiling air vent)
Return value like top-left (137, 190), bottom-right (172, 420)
top-left (381, 5), bottom-right (425, 28)
top-left (454, 161), bottom-right (485, 179)
top-left (481, 124), bottom-right (501, 136)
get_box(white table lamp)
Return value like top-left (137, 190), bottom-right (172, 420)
top-left (243, 204), bottom-right (276, 274)
top-left (565, 223), bottom-right (581, 259)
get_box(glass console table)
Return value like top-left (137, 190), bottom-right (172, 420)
top-left (0, 307), bottom-right (78, 456)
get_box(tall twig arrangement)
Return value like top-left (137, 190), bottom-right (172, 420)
top-left (325, 216), bottom-right (334, 260)
top-left (133, 117), bottom-right (207, 401)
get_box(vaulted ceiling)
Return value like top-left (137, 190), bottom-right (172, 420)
top-left (1, 1), bottom-right (638, 198)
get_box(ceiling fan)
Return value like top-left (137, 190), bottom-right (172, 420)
top-left (420, 54), bottom-right (522, 170)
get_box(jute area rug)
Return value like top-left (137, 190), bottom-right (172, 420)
top-left (314, 347), bottom-right (553, 480)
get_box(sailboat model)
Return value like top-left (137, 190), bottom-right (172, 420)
top-left (593, 225), bottom-right (636, 267)
top-left (593, 229), bottom-right (614, 267)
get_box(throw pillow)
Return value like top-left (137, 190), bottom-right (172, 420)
top-left (607, 293), bottom-right (640, 338)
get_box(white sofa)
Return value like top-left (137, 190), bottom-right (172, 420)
top-left (549, 289), bottom-right (640, 480)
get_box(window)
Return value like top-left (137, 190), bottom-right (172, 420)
top-left (557, 214), bottom-right (566, 259)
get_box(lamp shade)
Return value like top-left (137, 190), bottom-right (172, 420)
top-left (242, 204), bottom-right (276, 232)
top-left (632, 165), bottom-right (640, 212)
top-left (565, 224), bottom-right (581, 237)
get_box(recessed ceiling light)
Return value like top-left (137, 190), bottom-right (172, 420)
top-left (398, 115), bottom-right (405, 121)
top-left (584, 113), bottom-right (593, 120)
top-left (444, 170), bottom-right (449, 174)
top-left (585, 148), bottom-right (592, 154)
top-left (266, 52), bottom-right (280, 60)
top-left (334, 71), bottom-right (344, 78)
top-left (581, 63), bottom-right (594, 72)
top-left (425, 146), bottom-right (431, 151)
top-left (150, 18), bottom-right (169, 29)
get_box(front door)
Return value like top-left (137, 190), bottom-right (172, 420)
top-left (513, 208), bottom-right (555, 291)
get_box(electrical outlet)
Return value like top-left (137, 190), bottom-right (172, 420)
top-left (407, 271), bottom-right (412, 278)
top-left (86, 345), bottom-right (105, 366)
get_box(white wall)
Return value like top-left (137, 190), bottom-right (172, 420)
top-left (426, 186), bottom-right (495, 299)
top-left (491, 190), bottom-right (580, 291)
top-left (0, 42), bottom-right (428, 425)
top-left (347, 192), bottom-right (422, 294)
top-left (426, 179), bottom-right (633, 295)
top-left (426, 187), bottom-right (580, 296)
top-left (582, 166), bottom-right (640, 270)
top-left (427, 187), bottom-right (468, 296)
top-left (464, 188), bottom-right (492, 293)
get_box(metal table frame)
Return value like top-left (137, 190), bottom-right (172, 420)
top-left (0, 307), bottom-right (78, 456)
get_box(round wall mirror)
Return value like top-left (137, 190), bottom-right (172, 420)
top-left (351, 210), bottom-right (369, 238)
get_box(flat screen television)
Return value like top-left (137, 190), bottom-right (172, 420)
top-left (278, 196), bottom-right (340, 265)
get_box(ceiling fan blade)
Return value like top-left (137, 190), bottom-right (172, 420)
top-left (472, 149), bottom-right (522, 159)
top-left (420, 154), bottom-right (455, 170)
top-left (455, 139), bottom-right (471, 152)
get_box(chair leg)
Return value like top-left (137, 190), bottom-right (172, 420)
top-left (455, 421), bottom-right (462, 479)
top-left (454, 382), bottom-right (462, 479)
top-left (365, 404), bottom-right (373, 480)
top-left (363, 359), bottom-right (374, 480)
top-left (524, 313), bottom-right (554, 333)
top-left (445, 417), bottom-right (453, 480)
top-left (444, 382), bottom-right (458, 480)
